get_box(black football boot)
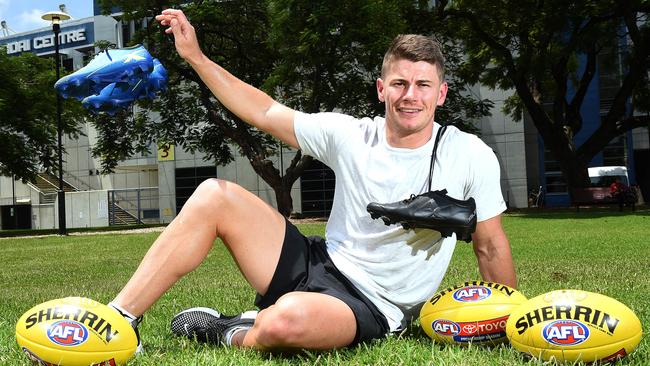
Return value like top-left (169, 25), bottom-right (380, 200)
top-left (366, 189), bottom-right (477, 242)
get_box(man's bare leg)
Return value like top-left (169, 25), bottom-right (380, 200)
top-left (240, 292), bottom-right (356, 350)
top-left (111, 179), bottom-right (286, 316)
top-left (112, 178), bottom-right (358, 349)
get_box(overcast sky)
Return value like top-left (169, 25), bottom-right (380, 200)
top-left (0, 0), bottom-right (93, 34)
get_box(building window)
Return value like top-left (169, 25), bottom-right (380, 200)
top-left (134, 18), bottom-right (143, 34)
top-left (62, 57), bottom-right (74, 72)
top-left (175, 166), bottom-right (217, 213)
top-left (544, 149), bottom-right (568, 194)
top-left (602, 134), bottom-right (627, 166)
top-left (121, 21), bottom-right (131, 46)
top-left (598, 37), bottom-right (623, 113)
top-left (300, 160), bottom-right (334, 217)
top-left (82, 52), bottom-right (92, 66)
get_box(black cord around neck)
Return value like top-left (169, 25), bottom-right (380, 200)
top-left (427, 124), bottom-right (447, 192)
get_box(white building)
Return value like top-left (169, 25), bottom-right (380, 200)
top-left (3, 3), bottom-right (644, 230)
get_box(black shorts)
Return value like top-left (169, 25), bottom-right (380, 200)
top-left (254, 219), bottom-right (389, 345)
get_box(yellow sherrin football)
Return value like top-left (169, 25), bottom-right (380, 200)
top-left (420, 281), bottom-right (528, 345)
top-left (506, 289), bottom-right (642, 363)
top-left (15, 297), bottom-right (137, 366)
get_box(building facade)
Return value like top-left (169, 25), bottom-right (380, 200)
top-left (0, 7), bottom-right (299, 230)
top-left (0, 4), bottom-right (647, 230)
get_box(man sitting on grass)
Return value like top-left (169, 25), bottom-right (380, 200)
top-left (106, 8), bottom-right (517, 352)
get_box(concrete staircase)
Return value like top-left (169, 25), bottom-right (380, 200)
top-left (31, 173), bottom-right (77, 204)
top-left (110, 204), bottom-right (142, 225)
top-left (33, 173), bottom-right (144, 226)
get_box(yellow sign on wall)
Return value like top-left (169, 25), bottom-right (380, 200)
top-left (158, 143), bottom-right (175, 161)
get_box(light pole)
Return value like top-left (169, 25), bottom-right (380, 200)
top-left (12, 174), bottom-right (17, 229)
top-left (42, 10), bottom-right (71, 235)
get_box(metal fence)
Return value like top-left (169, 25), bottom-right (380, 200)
top-left (108, 187), bottom-right (159, 226)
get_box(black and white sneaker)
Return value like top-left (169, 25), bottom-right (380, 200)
top-left (171, 307), bottom-right (257, 346)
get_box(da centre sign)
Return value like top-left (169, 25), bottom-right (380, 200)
top-left (6, 28), bottom-right (86, 54)
top-left (2, 21), bottom-right (94, 55)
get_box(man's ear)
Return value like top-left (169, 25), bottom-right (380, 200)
top-left (437, 81), bottom-right (448, 106)
top-left (377, 78), bottom-right (385, 102)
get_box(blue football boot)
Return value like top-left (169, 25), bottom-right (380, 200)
top-left (136, 58), bottom-right (167, 100)
top-left (147, 58), bottom-right (168, 93)
top-left (82, 80), bottom-right (147, 115)
top-left (55, 44), bottom-right (154, 101)
top-left (82, 61), bottom-right (167, 115)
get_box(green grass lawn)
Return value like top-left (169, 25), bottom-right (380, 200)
top-left (1, 209), bottom-right (649, 365)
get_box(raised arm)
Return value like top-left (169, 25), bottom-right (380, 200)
top-left (155, 9), bottom-right (299, 148)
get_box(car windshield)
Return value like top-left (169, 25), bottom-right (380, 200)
top-left (589, 175), bottom-right (629, 187)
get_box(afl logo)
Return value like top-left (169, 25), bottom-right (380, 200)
top-left (432, 319), bottom-right (460, 336)
top-left (542, 320), bottom-right (590, 346)
top-left (47, 320), bottom-right (88, 346)
top-left (453, 286), bottom-right (491, 302)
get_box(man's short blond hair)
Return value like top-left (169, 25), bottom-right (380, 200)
top-left (381, 34), bottom-right (445, 81)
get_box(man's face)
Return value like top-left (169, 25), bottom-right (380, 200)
top-left (377, 59), bottom-right (447, 146)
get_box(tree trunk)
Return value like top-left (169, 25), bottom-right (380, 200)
top-left (247, 150), bottom-right (313, 218)
top-left (556, 153), bottom-right (591, 201)
top-left (273, 184), bottom-right (294, 217)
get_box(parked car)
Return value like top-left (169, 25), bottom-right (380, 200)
top-left (588, 166), bottom-right (630, 187)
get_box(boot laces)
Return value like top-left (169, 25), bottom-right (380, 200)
top-left (402, 194), bottom-right (418, 203)
top-left (403, 189), bottom-right (448, 203)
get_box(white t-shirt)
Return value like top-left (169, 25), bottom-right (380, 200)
top-left (294, 111), bottom-right (506, 331)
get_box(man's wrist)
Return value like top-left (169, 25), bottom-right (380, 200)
top-left (187, 52), bottom-right (208, 68)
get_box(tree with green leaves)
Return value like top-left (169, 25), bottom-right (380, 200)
top-left (265, 1), bottom-right (492, 132)
top-left (95, 0), bottom-right (492, 216)
top-left (0, 46), bottom-right (83, 182)
top-left (437, 0), bottom-right (650, 192)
